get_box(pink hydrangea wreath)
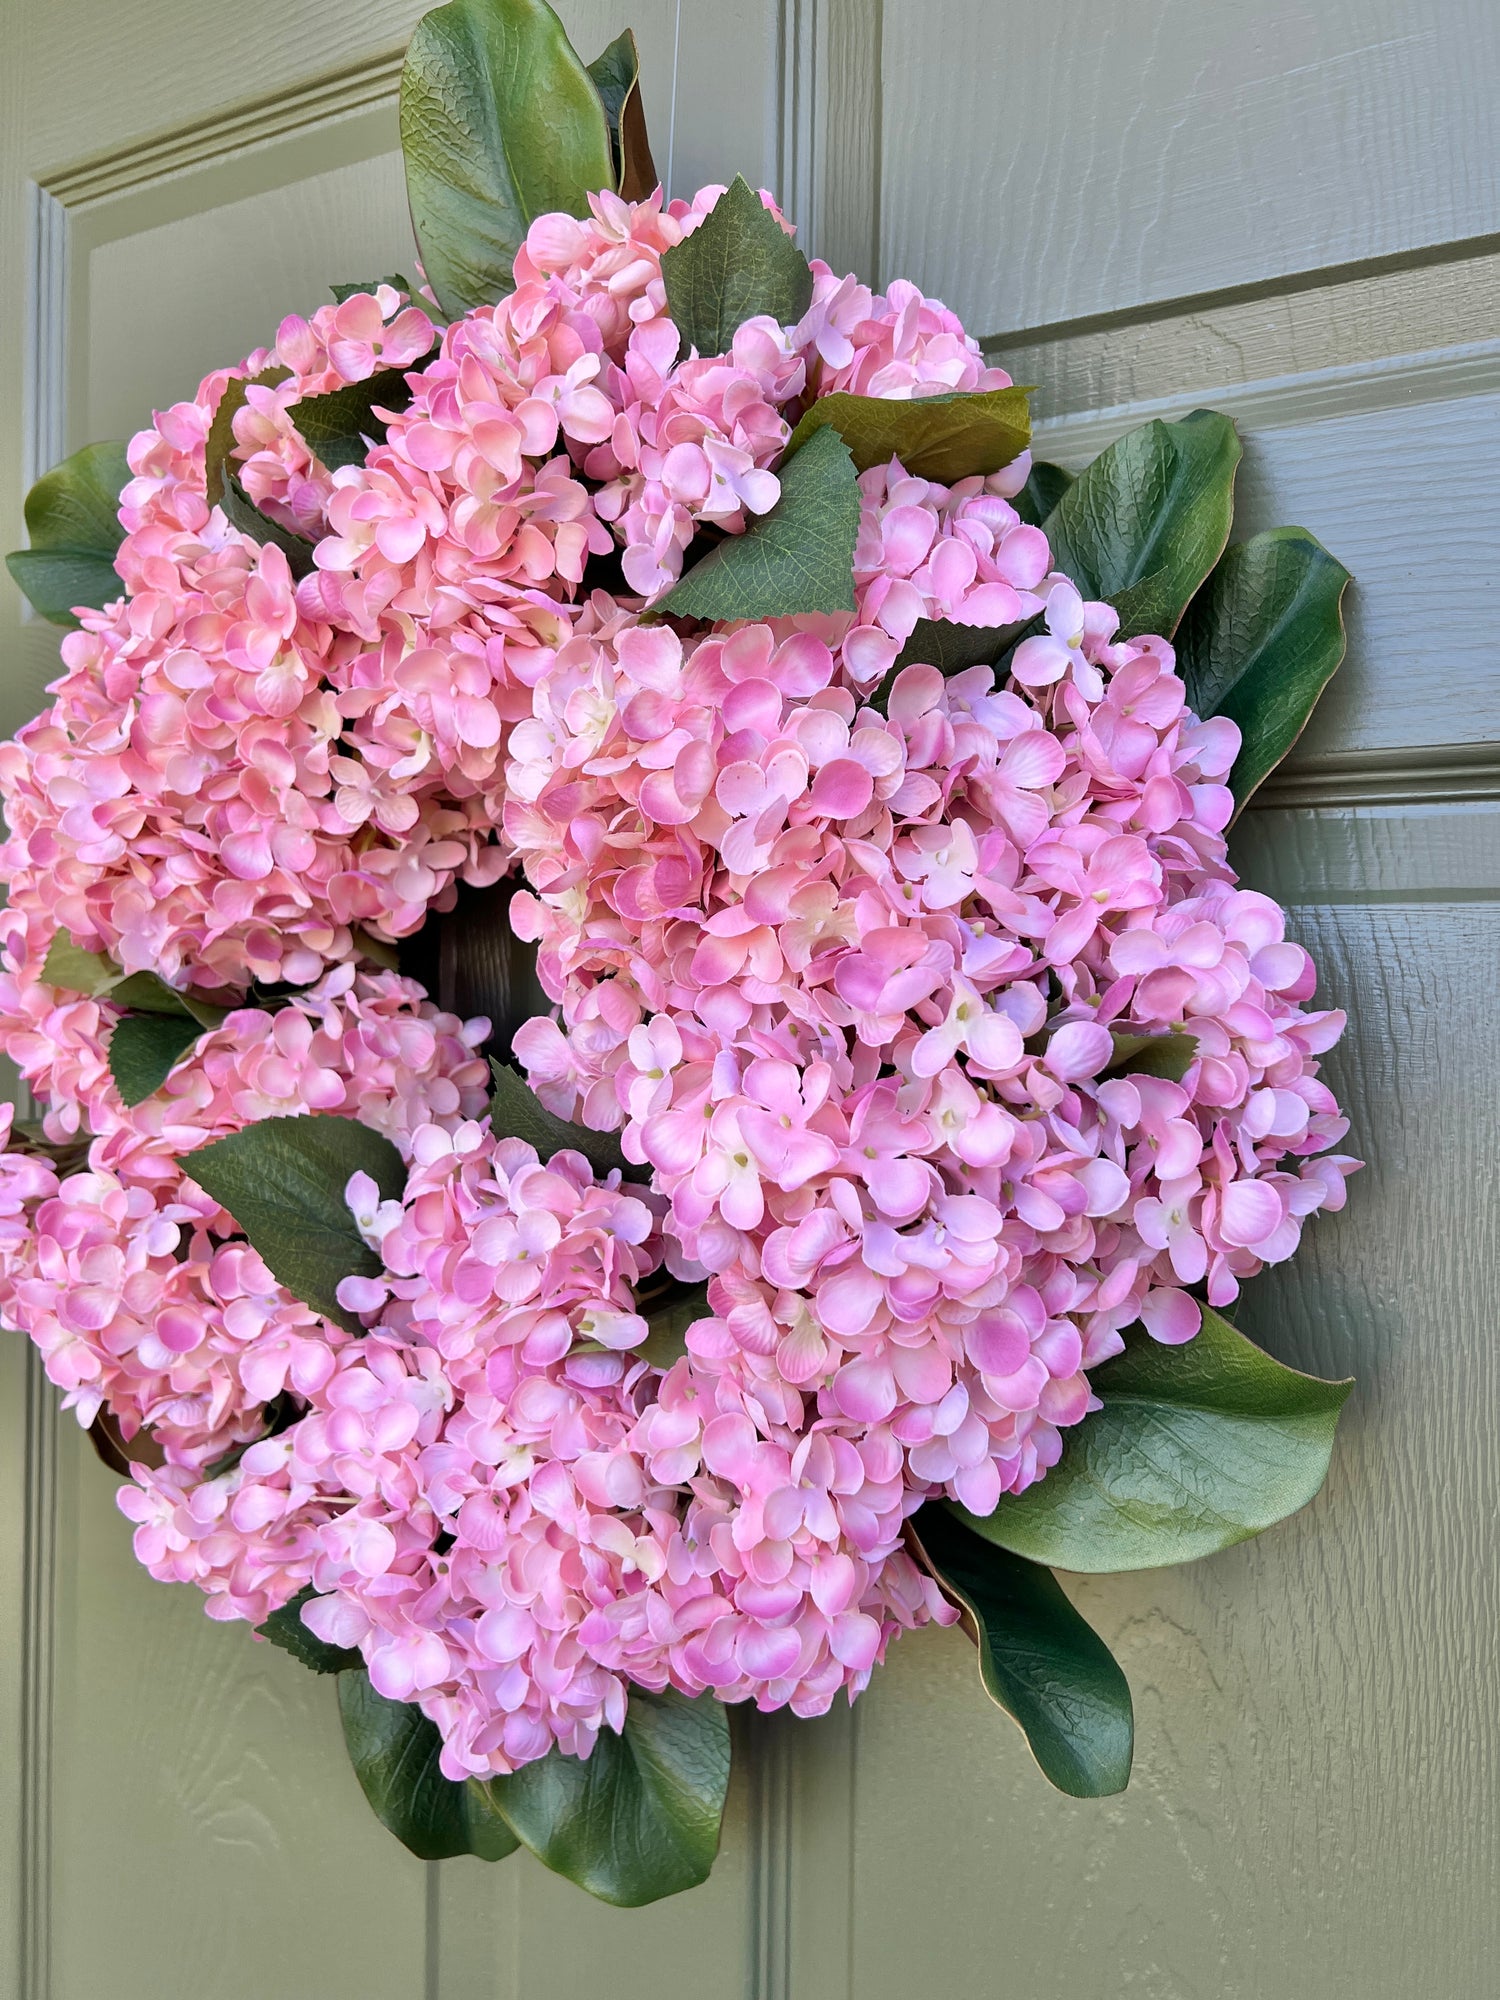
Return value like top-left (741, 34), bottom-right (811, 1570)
top-left (0, 0), bottom-right (1357, 1905)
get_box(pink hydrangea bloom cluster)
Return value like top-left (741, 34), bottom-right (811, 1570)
top-left (505, 583), bottom-right (1357, 1516)
top-left (0, 188), bottom-right (1009, 996)
top-left (0, 966), bottom-right (488, 1477)
top-left (0, 183), bottom-right (1355, 1781)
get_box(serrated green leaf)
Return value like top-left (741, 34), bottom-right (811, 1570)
top-left (176, 1113), bottom-right (406, 1334)
top-left (339, 1670), bottom-right (521, 1861)
top-left (41, 933), bottom-right (119, 997)
top-left (330, 276), bottom-right (414, 305)
top-left (1175, 526), bottom-right (1352, 811)
top-left (656, 423), bottom-right (859, 622)
top-left (587, 29), bottom-right (657, 202)
top-left (258, 1585), bottom-right (364, 1674)
top-left (486, 1685), bottom-right (729, 1905)
top-left (292, 364), bottom-right (434, 472)
top-left (219, 472), bottom-right (318, 578)
top-left (203, 366), bottom-right (292, 511)
top-left (1011, 459), bottom-right (1074, 529)
top-left (866, 614), bottom-right (1032, 714)
top-left (956, 1306), bottom-right (1352, 1573)
top-left (109, 970), bottom-right (229, 1029)
top-left (489, 1058), bottom-right (641, 1180)
top-left (5, 440), bottom-right (130, 625)
top-left (785, 386), bottom-right (1031, 483)
top-left (1043, 410), bottom-right (1241, 639)
top-left (911, 1504), bottom-right (1132, 1797)
top-left (660, 173), bottom-right (813, 360)
top-left (109, 1012), bottom-right (203, 1106)
top-left (1104, 1029), bottom-right (1197, 1082)
top-left (400, 0), bottom-right (615, 318)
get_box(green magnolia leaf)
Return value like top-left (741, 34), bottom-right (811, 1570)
top-left (292, 365), bottom-right (433, 472)
top-left (339, 1671), bottom-right (521, 1861)
top-left (1176, 527), bottom-right (1352, 811)
top-left (400, 0), bottom-right (615, 318)
top-left (1012, 459), bottom-right (1074, 529)
top-left (636, 1277), bottom-right (711, 1368)
top-left (5, 440), bottom-right (130, 626)
top-left (488, 1058), bottom-right (641, 1181)
top-left (203, 365), bottom-right (292, 510)
top-left (1104, 1028), bottom-right (1197, 1083)
top-left (1043, 410), bottom-right (1241, 639)
top-left (330, 275), bottom-right (413, 305)
top-left (911, 1504), bottom-right (1132, 1798)
top-left (785, 386), bottom-right (1031, 483)
top-left (109, 1012), bottom-right (203, 1106)
top-left (657, 423), bottom-right (860, 622)
top-left (257, 1585), bottom-right (363, 1674)
top-left (660, 174), bottom-right (814, 360)
top-left (176, 1113), bottom-right (406, 1334)
top-left (958, 1305), bottom-right (1352, 1573)
top-left (587, 29), bottom-right (657, 202)
top-left (220, 473), bottom-right (318, 578)
top-left (488, 1685), bottom-right (729, 1905)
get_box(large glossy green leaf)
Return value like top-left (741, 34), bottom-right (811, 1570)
top-left (1176, 526), bottom-right (1352, 811)
top-left (587, 29), bottom-right (657, 201)
top-left (656, 423), bottom-right (859, 621)
top-left (339, 1671), bottom-right (521, 1861)
top-left (1043, 410), bottom-right (1242, 639)
top-left (176, 1114), bottom-right (406, 1334)
top-left (786, 386), bottom-right (1032, 483)
top-left (660, 174), bottom-right (814, 360)
top-left (1012, 459), bottom-right (1073, 528)
top-left (487, 1686), bottom-right (730, 1905)
top-left (291, 365), bottom-right (433, 472)
top-left (489, 1058), bottom-right (642, 1180)
top-left (400, 0), bottom-right (615, 317)
top-left (5, 441), bottom-right (129, 626)
top-left (108, 1012), bottom-right (203, 1106)
top-left (257, 1586), bottom-right (363, 1674)
top-left (957, 1306), bottom-right (1351, 1573)
top-left (911, 1504), bottom-right (1132, 1797)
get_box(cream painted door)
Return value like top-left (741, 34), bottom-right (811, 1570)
top-left (5, 3), bottom-right (1499, 1997)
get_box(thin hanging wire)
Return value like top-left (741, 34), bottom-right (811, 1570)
top-left (665, 0), bottom-right (683, 200)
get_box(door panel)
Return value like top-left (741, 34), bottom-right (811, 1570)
top-left (878, 0), bottom-right (1500, 338)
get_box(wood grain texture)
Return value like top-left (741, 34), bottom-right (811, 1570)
top-left (48, 1427), bottom-right (428, 2000)
top-left (997, 248), bottom-right (1500, 422)
top-left (846, 889), bottom-right (1500, 1997)
top-left (878, 0), bottom-right (1500, 337)
top-left (428, 1740), bottom-right (754, 2000)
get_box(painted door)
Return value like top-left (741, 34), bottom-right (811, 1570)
top-left (2, 3), bottom-right (1497, 1997)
